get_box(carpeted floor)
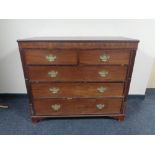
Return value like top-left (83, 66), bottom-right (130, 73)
top-left (0, 89), bottom-right (155, 135)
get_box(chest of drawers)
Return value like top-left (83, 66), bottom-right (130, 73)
top-left (18, 37), bottom-right (139, 123)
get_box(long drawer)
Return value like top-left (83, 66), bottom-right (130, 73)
top-left (33, 98), bottom-right (122, 116)
top-left (28, 66), bottom-right (127, 82)
top-left (31, 83), bottom-right (124, 98)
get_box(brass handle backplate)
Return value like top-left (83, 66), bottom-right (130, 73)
top-left (96, 104), bottom-right (105, 110)
top-left (100, 54), bottom-right (110, 62)
top-left (51, 104), bottom-right (61, 111)
top-left (49, 87), bottom-right (60, 94)
top-left (98, 70), bottom-right (108, 77)
top-left (97, 86), bottom-right (107, 93)
top-left (48, 71), bottom-right (58, 78)
top-left (46, 54), bottom-right (57, 62)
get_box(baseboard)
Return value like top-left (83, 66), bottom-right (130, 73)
top-left (0, 93), bottom-right (28, 99)
top-left (0, 93), bottom-right (145, 99)
top-left (127, 95), bottom-right (145, 100)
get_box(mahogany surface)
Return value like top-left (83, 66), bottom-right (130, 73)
top-left (31, 82), bottom-right (124, 98)
top-left (24, 49), bottom-right (78, 65)
top-left (18, 36), bottom-right (139, 123)
top-left (79, 49), bottom-right (130, 65)
top-left (33, 98), bottom-right (122, 116)
top-left (28, 66), bottom-right (127, 82)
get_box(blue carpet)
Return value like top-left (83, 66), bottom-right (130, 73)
top-left (0, 89), bottom-right (155, 135)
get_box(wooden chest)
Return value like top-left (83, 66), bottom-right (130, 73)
top-left (17, 37), bottom-right (139, 123)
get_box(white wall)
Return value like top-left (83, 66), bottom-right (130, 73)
top-left (147, 58), bottom-right (155, 88)
top-left (0, 19), bottom-right (155, 94)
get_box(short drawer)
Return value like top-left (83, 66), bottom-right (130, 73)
top-left (28, 66), bottom-right (127, 82)
top-left (33, 98), bottom-right (122, 116)
top-left (24, 49), bottom-right (77, 65)
top-left (79, 49), bottom-right (130, 65)
top-left (31, 83), bottom-right (124, 98)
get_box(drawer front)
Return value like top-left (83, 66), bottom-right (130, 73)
top-left (31, 83), bottom-right (124, 98)
top-left (33, 98), bottom-right (122, 116)
top-left (79, 49), bottom-right (130, 65)
top-left (28, 66), bottom-right (127, 82)
top-left (24, 49), bottom-right (77, 65)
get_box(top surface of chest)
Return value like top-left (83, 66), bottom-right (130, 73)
top-left (17, 36), bottom-right (139, 41)
top-left (18, 36), bottom-right (139, 50)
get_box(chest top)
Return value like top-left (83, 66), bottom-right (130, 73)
top-left (17, 36), bottom-right (139, 50)
top-left (17, 36), bottom-right (139, 41)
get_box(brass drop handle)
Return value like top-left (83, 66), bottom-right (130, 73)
top-left (97, 86), bottom-right (107, 93)
top-left (48, 71), bottom-right (58, 78)
top-left (98, 70), bottom-right (108, 77)
top-left (100, 54), bottom-right (110, 62)
top-left (49, 87), bottom-right (60, 94)
top-left (96, 104), bottom-right (105, 110)
top-left (46, 54), bottom-right (57, 62)
top-left (51, 104), bottom-right (61, 111)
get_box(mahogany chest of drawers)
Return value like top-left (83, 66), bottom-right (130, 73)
top-left (17, 37), bottom-right (139, 123)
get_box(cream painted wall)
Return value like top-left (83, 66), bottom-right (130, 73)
top-left (0, 19), bottom-right (155, 94)
top-left (147, 59), bottom-right (155, 88)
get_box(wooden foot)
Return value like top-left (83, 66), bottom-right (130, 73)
top-left (31, 117), bottom-right (42, 123)
top-left (113, 115), bottom-right (125, 122)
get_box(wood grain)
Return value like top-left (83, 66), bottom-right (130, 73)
top-left (33, 98), bottom-right (122, 115)
top-left (28, 66), bottom-right (127, 82)
top-left (31, 82), bottom-right (124, 98)
top-left (79, 49), bottom-right (131, 65)
top-left (24, 49), bottom-right (77, 65)
top-left (18, 41), bottom-right (138, 49)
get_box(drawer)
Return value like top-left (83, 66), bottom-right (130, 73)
top-left (28, 66), bottom-right (127, 82)
top-left (79, 49), bottom-right (130, 65)
top-left (24, 49), bottom-right (77, 65)
top-left (31, 83), bottom-right (124, 98)
top-left (33, 98), bottom-right (122, 116)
